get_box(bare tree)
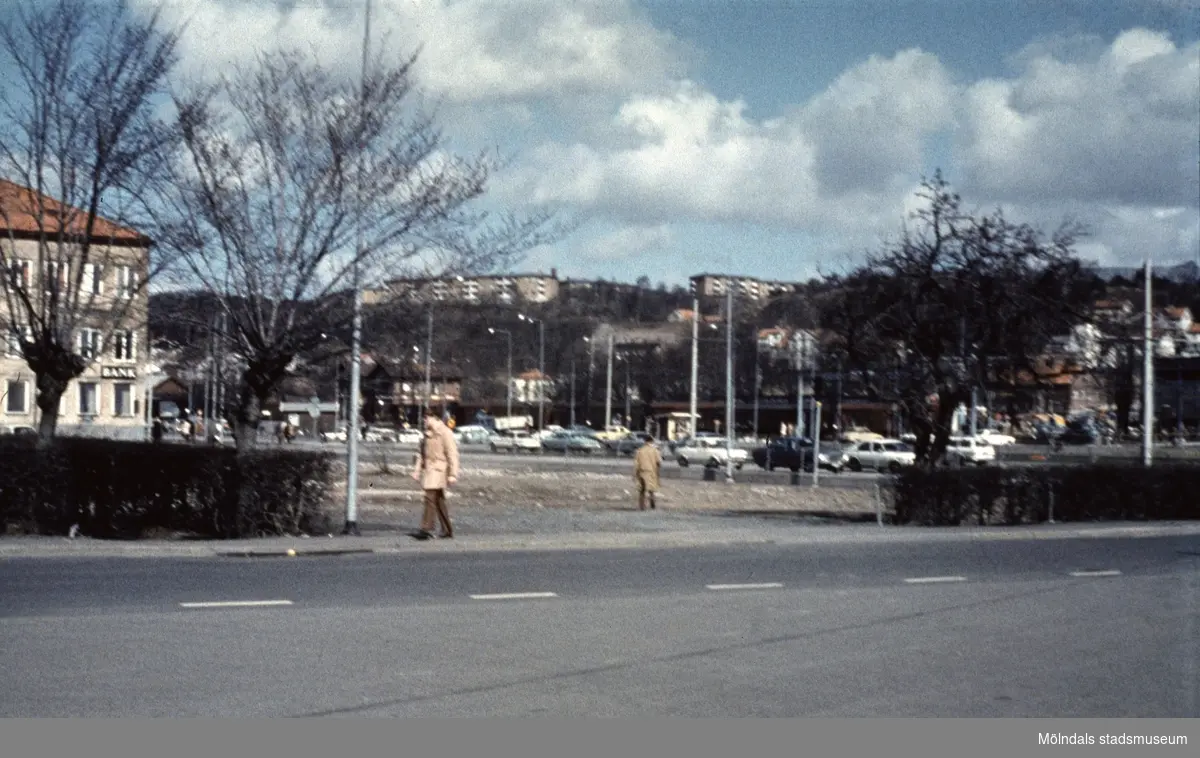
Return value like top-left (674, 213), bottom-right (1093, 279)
top-left (822, 173), bottom-right (1097, 465)
top-left (163, 48), bottom-right (555, 451)
top-left (0, 0), bottom-right (179, 441)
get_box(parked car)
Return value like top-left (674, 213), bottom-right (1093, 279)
top-left (975, 430), bottom-right (1016, 446)
top-left (363, 426), bottom-right (398, 443)
top-left (608, 431), bottom-right (656, 456)
top-left (0, 424), bottom-right (36, 437)
top-left (541, 430), bottom-right (603, 454)
top-left (843, 439), bottom-right (916, 473)
top-left (945, 436), bottom-right (996, 466)
top-left (394, 428), bottom-right (423, 445)
top-left (674, 436), bottom-right (748, 469)
top-left (454, 425), bottom-right (493, 445)
top-left (751, 436), bottom-right (846, 473)
top-left (668, 431), bottom-right (723, 455)
top-left (489, 429), bottom-right (541, 453)
top-left (320, 427), bottom-right (348, 443)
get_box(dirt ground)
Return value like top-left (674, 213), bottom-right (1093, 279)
top-left (329, 461), bottom-right (879, 525)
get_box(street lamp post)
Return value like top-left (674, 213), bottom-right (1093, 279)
top-left (518, 313), bottom-right (545, 430)
top-left (605, 331), bottom-right (614, 429)
top-left (488, 327), bottom-right (512, 421)
top-left (752, 329), bottom-right (761, 439)
top-left (343, 0), bottom-right (372, 537)
top-left (724, 280), bottom-right (734, 483)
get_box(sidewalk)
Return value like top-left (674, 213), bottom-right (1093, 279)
top-left (2, 512), bottom-right (1198, 560)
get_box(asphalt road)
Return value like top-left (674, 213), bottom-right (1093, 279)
top-left (3, 536), bottom-right (1197, 716)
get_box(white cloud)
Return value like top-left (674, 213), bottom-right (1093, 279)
top-left (589, 224), bottom-right (673, 262)
top-left (957, 28), bottom-right (1200, 209)
top-left (505, 48), bottom-right (955, 238)
top-left (137, 0), bottom-right (687, 102)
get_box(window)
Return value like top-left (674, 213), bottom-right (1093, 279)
top-left (43, 261), bottom-right (69, 293)
top-left (112, 330), bottom-right (136, 361)
top-left (6, 380), bottom-right (28, 414)
top-left (6, 325), bottom-right (31, 359)
top-left (113, 383), bottom-right (133, 417)
top-left (78, 328), bottom-right (102, 360)
top-left (81, 263), bottom-right (104, 296)
top-left (116, 265), bottom-right (137, 299)
top-left (8, 259), bottom-right (30, 289)
top-left (78, 382), bottom-right (98, 416)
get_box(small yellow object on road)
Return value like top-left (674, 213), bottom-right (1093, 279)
top-left (286, 549), bottom-right (296, 557)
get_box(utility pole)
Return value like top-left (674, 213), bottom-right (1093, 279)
top-left (724, 280), bottom-right (734, 483)
top-left (690, 295), bottom-right (699, 438)
top-left (796, 332), bottom-right (806, 437)
top-left (752, 330), bottom-right (760, 439)
top-left (343, 0), bottom-right (371, 536)
top-left (569, 359), bottom-right (576, 428)
top-left (424, 309), bottom-right (433, 416)
top-left (538, 319), bottom-right (545, 430)
top-left (605, 331), bottom-right (614, 429)
top-left (623, 356), bottom-right (631, 427)
top-left (585, 337), bottom-right (594, 426)
top-left (1143, 256), bottom-right (1154, 467)
top-left (812, 401), bottom-right (822, 488)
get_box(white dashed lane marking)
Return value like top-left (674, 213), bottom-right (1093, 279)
top-left (903, 576), bottom-right (968, 584)
top-left (179, 600), bottom-right (294, 609)
top-left (1069, 569), bottom-right (1122, 577)
top-left (469, 592), bottom-right (558, 601)
top-left (706, 583), bottom-right (784, 591)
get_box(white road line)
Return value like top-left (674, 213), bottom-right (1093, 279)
top-left (179, 600), bottom-right (294, 609)
top-left (706, 583), bottom-right (784, 591)
top-left (469, 592), bottom-right (558, 601)
top-left (903, 576), bottom-right (967, 584)
top-left (1069, 569), bottom-right (1122, 577)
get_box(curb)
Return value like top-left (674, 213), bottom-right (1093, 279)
top-left (215, 548), bottom-right (377, 558)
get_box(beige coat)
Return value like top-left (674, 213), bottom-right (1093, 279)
top-left (414, 420), bottom-right (461, 490)
top-left (633, 443), bottom-right (661, 492)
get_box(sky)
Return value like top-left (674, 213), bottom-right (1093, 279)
top-left (128, 0), bottom-right (1199, 287)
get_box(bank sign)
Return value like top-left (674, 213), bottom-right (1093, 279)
top-left (101, 366), bottom-right (138, 380)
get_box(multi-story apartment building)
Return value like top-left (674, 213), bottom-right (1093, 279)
top-left (689, 273), bottom-right (798, 301)
top-left (0, 179), bottom-right (151, 437)
top-left (375, 270), bottom-right (562, 305)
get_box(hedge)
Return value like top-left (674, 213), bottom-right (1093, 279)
top-left (0, 437), bottom-right (334, 539)
top-left (891, 463), bottom-right (1200, 526)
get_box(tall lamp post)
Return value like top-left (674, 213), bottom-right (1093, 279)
top-left (518, 313), bottom-right (545, 430)
top-left (488, 327), bottom-right (513, 421)
top-left (343, 0), bottom-right (372, 537)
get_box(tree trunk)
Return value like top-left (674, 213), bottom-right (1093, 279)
top-left (24, 342), bottom-right (87, 447)
top-left (232, 355), bottom-right (292, 454)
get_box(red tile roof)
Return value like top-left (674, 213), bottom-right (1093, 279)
top-left (0, 178), bottom-right (149, 246)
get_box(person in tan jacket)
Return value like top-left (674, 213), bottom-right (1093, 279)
top-left (632, 436), bottom-right (661, 511)
top-left (411, 408), bottom-right (461, 540)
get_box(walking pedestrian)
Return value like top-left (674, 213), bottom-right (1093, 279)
top-left (411, 407), bottom-right (460, 540)
top-left (633, 436), bottom-right (661, 511)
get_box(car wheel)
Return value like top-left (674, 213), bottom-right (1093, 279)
top-left (888, 461), bottom-right (902, 474)
top-left (677, 456), bottom-right (689, 467)
top-left (736, 463), bottom-right (743, 471)
top-left (848, 458), bottom-right (862, 472)
top-left (490, 443), bottom-right (498, 452)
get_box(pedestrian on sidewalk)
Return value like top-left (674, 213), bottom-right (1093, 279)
top-left (633, 436), bottom-right (661, 511)
top-left (411, 407), bottom-right (461, 540)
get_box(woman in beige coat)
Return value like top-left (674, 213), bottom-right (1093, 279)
top-left (632, 437), bottom-right (661, 511)
top-left (411, 409), bottom-right (461, 539)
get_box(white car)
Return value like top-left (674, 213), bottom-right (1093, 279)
top-left (675, 437), bottom-right (748, 469)
top-left (363, 426), bottom-right (398, 443)
top-left (946, 436), bottom-right (996, 465)
top-left (454, 425), bottom-right (493, 445)
top-left (843, 439), bottom-right (916, 473)
top-left (395, 428), bottom-right (423, 445)
top-left (489, 429), bottom-right (541, 453)
top-left (975, 430), bottom-right (1016, 446)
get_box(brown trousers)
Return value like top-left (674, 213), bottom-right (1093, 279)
top-left (637, 476), bottom-right (656, 510)
top-left (420, 488), bottom-right (453, 536)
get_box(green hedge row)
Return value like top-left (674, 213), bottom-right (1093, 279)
top-left (0, 437), bottom-right (334, 539)
top-left (891, 464), bottom-right (1200, 526)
